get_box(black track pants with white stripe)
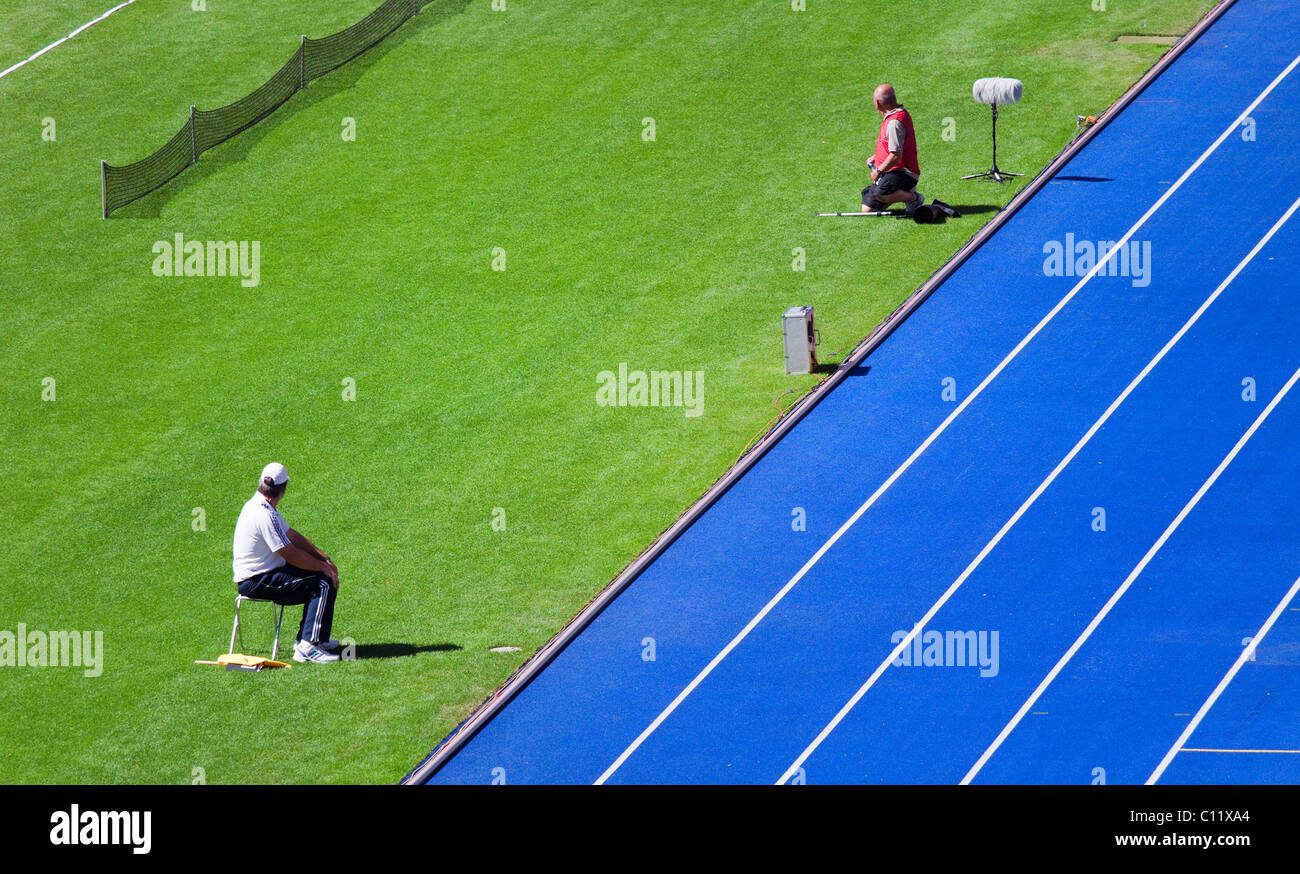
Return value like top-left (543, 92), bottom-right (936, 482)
top-left (237, 564), bottom-right (337, 645)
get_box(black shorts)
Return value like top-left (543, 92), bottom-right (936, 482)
top-left (862, 170), bottom-right (918, 208)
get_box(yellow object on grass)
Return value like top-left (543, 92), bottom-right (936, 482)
top-left (194, 653), bottom-right (290, 669)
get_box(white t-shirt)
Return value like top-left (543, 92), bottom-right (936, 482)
top-left (232, 493), bottom-right (292, 582)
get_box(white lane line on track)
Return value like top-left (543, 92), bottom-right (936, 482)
top-left (1148, 570), bottom-right (1300, 784)
top-left (595, 51), bottom-right (1300, 786)
top-left (0, 1), bottom-right (138, 81)
top-left (787, 193), bottom-right (1300, 787)
top-left (1180, 749), bottom-right (1300, 755)
top-left (964, 351), bottom-right (1300, 785)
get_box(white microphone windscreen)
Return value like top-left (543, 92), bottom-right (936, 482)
top-left (972, 77), bottom-right (1023, 106)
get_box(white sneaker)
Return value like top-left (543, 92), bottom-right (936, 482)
top-left (293, 639), bottom-right (340, 663)
top-left (319, 639), bottom-right (343, 653)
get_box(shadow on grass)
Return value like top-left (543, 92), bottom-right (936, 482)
top-left (804, 362), bottom-right (870, 377)
top-left (354, 642), bottom-right (462, 660)
top-left (838, 203), bottom-right (1003, 220)
top-left (114, 0), bottom-right (471, 219)
top-left (942, 203), bottom-right (1003, 216)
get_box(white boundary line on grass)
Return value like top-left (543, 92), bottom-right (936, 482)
top-left (594, 51), bottom-right (1300, 786)
top-left (0, 0), bottom-right (138, 81)
top-left (966, 354), bottom-right (1300, 785)
top-left (781, 193), bottom-right (1300, 786)
top-left (1148, 570), bottom-right (1300, 783)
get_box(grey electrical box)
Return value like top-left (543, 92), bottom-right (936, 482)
top-left (783, 306), bottom-right (819, 374)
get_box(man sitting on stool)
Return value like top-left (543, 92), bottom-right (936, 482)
top-left (232, 463), bottom-right (343, 664)
top-left (862, 83), bottom-right (924, 215)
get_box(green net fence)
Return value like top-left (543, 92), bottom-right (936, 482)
top-left (101, 0), bottom-right (436, 217)
top-left (101, 119), bottom-right (195, 218)
top-left (193, 46), bottom-right (304, 155)
top-left (303, 0), bottom-right (413, 82)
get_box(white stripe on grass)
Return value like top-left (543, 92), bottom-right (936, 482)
top-left (0, 1), bottom-right (139, 81)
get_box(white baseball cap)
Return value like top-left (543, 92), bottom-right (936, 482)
top-left (260, 462), bottom-right (290, 486)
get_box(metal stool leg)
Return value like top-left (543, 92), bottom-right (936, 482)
top-left (230, 595), bottom-right (283, 659)
top-left (228, 595), bottom-right (245, 655)
top-left (270, 604), bottom-right (284, 661)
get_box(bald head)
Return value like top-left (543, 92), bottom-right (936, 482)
top-left (873, 83), bottom-right (898, 113)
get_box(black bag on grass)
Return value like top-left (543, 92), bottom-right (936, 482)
top-left (913, 199), bottom-right (961, 224)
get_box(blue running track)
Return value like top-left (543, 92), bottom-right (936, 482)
top-left (408, 0), bottom-right (1300, 785)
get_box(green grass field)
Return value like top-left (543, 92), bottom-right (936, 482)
top-left (1, 0), bottom-right (1215, 784)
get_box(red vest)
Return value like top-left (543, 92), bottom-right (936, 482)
top-left (874, 107), bottom-right (920, 176)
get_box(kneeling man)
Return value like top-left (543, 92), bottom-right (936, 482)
top-left (862, 83), bottom-right (924, 214)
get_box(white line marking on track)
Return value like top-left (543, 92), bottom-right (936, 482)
top-left (786, 195), bottom-right (1300, 786)
top-left (1148, 570), bottom-right (1300, 783)
top-left (595, 53), bottom-right (1300, 786)
top-left (965, 352), bottom-right (1300, 786)
top-left (0, 1), bottom-right (138, 81)
top-left (1181, 749), bottom-right (1300, 755)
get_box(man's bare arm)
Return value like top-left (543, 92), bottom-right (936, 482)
top-left (288, 528), bottom-right (329, 563)
top-left (275, 544), bottom-right (338, 586)
top-left (873, 117), bottom-right (906, 179)
top-left (877, 150), bottom-right (901, 172)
